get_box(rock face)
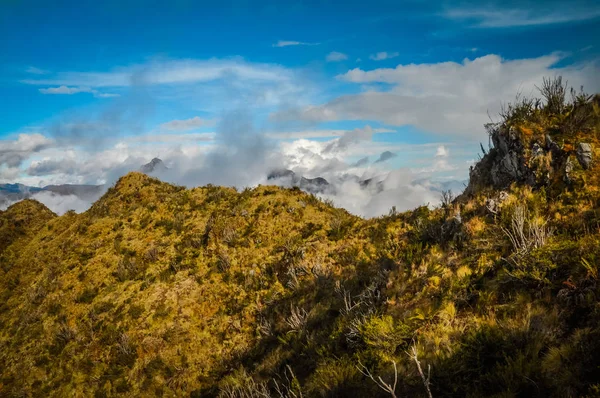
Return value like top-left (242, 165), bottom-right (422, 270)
top-left (462, 123), bottom-right (593, 198)
top-left (576, 143), bottom-right (593, 170)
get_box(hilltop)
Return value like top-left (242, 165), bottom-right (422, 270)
top-left (0, 79), bottom-right (599, 397)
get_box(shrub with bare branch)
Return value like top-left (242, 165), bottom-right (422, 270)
top-left (407, 345), bottom-right (433, 398)
top-left (273, 365), bottom-right (304, 398)
top-left (440, 190), bottom-right (454, 215)
top-left (356, 360), bottom-right (398, 398)
top-left (501, 205), bottom-right (553, 255)
top-left (218, 378), bottom-right (270, 398)
top-left (285, 305), bottom-right (308, 333)
top-left (218, 366), bottom-right (303, 398)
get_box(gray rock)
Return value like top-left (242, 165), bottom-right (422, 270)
top-left (485, 198), bottom-right (498, 214)
top-left (492, 151), bottom-right (520, 186)
top-left (545, 134), bottom-right (554, 149)
top-left (485, 191), bottom-right (509, 214)
top-left (564, 156), bottom-right (574, 184)
top-left (532, 142), bottom-right (544, 157)
top-left (498, 191), bottom-right (509, 202)
top-left (576, 143), bottom-right (593, 170)
top-left (492, 131), bottom-right (509, 155)
top-left (454, 212), bottom-right (462, 224)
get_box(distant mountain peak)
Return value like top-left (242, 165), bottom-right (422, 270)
top-left (267, 168), bottom-right (331, 194)
top-left (140, 158), bottom-right (168, 174)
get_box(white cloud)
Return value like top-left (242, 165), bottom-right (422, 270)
top-left (275, 137), bottom-right (462, 217)
top-left (30, 191), bottom-right (93, 215)
top-left (27, 158), bottom-right (78, 176)
top-left (265, 127), bottom-right (393, 140)
top-left (21, 59), bottom-right (295, 88)
top-left (273, 40), bottom-right (320, 47)
top-left (0, 133), bottom-right (54, 169)
top-left (23, 59), bottom-right (312, 112)
top-left (444, 5), bottom-right (600, 27)
top-left (159, 117), bottom-right (215, 132)
top-left (272, 53), bottom-right (600, 137)
top-left (39, 85), bottom-right (91, 94)
top-left (369, 51), bottom-right (400, 61)
top-left (0, 167), bottom-right (21, 181)
top-left (2, 122), bottom-right (467, 218)
top-left (125, 132), bottom-right (216, 144)
top-left (26, 66), bottom-right (49, 75)
top-left (39, 85), bottom-right (119, 98)
top-left (436, 146), bottom-right (449, 157)
top-left (326, 51), bottom-right (348, 62)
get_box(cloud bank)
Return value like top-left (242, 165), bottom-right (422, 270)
top-left (272, 53), bottom-right (600, 137)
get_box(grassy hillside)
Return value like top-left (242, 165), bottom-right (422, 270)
top-left (1, 80), bottom-right (599, 397)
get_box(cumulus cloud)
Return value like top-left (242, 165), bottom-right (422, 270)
top-left (0, 133), bottom-right (54, 169)
top-left (19, 191), bottom-right (93, 215)
top-left (326, 51), bottom-right (348, 62)
top-left (0, 167), bottom-right (22, 181)
top-left (23, 58), bottom-right (314, 154)
top-left (27, 158), bottom-right (78, 176)
top-left (272, 53), bottom-right (600, 137)
top-left (159, 116), bottom-right (215, 131)
top-left (271, 140), bottom-right (459, 217)
top-left (436, 145), bottom-right (449, 157)
top-left (369, 51), bottom-right (399, 61)
top-left (323, 126), bottom-right (377, 154)
top-left (318, 170), bottom-right (442, 218)
top-left (1, 122), bottom-right (466, 218)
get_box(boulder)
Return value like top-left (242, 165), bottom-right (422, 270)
top-left (576, 143), bottom-right (593, 170)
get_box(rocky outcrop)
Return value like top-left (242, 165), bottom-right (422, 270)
top-left (461, 123), bottom-right (593, 198)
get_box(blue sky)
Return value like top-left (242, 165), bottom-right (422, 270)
top-left (1, 0), bottom-right (599, 215)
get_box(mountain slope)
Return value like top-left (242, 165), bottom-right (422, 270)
top-left (1, 81), bottom-right (599, 397)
